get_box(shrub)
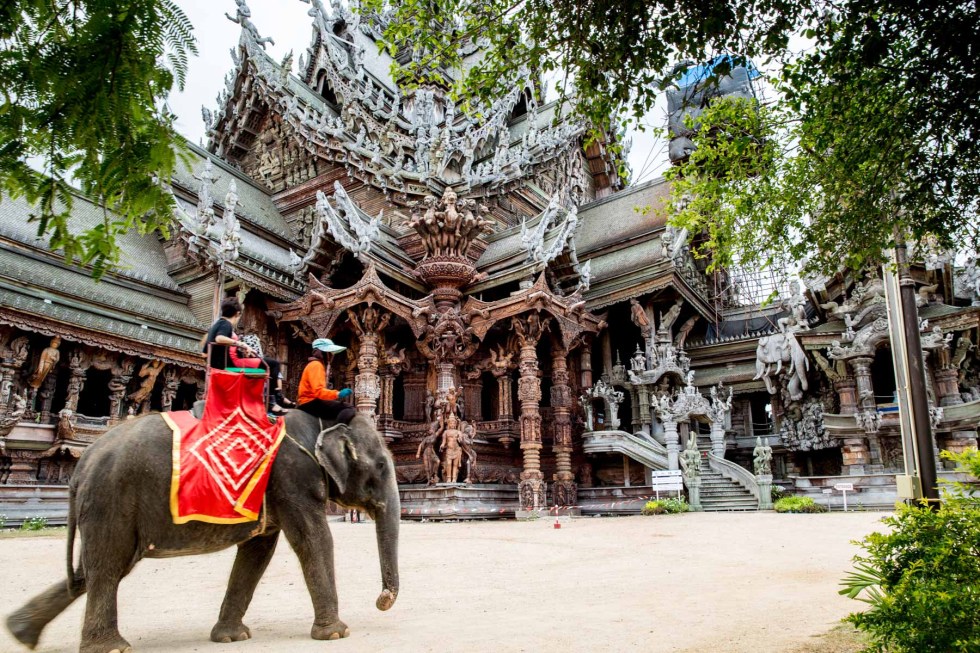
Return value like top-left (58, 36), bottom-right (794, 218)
top-left (774, 496), bottom-right (828, 513)
top-left (20, 516), bottom-right (47, 531)
top-left (641, 498), bottom-right (689, 515)
top-left (840, 449), bottom-right (980, 652)
top-left (0, 514), bottom-right (6, 529)
top-left (771, 485), bottom-right (790, 502)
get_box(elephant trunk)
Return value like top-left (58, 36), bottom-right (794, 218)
top-left (373, 474), bottom-right (400, 611)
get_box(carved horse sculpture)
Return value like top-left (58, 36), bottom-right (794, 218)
top-left (753, 330), bottom-right (809, 401)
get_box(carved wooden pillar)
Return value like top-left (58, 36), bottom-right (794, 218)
top-left (0, 365), bottom-right (16, 412)
top-left (497, 375), bottom-right (513, 420)
top-left (515, 314), bottom-right (549, 512)
top-left (663, 420), bottom-right (680, 470)
top-left (0, 335), bottom-right (30, 412)
top-left (834, 377), bottom-right (859, 414)
top-left (379, 371), bottom-right (395, 418)
top-left (551, 348), bottom-right (575, 507)
top-left (38, 373), bottom-right (58, 423)
top-left (600, 332), bottom-right (613, 379)
top-left (850, 357), bottom-right (875, 410)
top-left (849, 356), bottom-right (882, 466)
top-left (636, 385), bottom-right (652, 435)
top-left (579, 344), bottom-right (593, 390)
top-left (347, 307), bottom-right (390, 419)
top-left (355, 332), bottom-right (381, 417)
top-left (934, 367), bottom-right (962, 406)
top-left (160, 367), bottom-right (179, 412)
top-left (64, 353), bottom-right (87, 413)
top-left (108, 358), bottom-right (135, 423)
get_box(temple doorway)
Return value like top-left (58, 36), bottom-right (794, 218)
top-left (77, 369), bottom-right (111, 417)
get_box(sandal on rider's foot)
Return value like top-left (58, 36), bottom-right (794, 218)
top-left (270, 405), bottom-right (288, 416)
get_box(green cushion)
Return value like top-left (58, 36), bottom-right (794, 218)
top-left (224, 367), bottom-right (267, 376)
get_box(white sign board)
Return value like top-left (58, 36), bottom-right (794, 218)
top-left (821, 488), bottom-right (833, 494)
top-left (834, 483), bottom-right (854, 511)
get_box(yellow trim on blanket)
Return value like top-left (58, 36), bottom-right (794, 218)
top-left (163, 412), bottom-right (285, 526)
top-left (232, 422), bottom-right (287, 519)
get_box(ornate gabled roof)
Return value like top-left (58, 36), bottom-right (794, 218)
top-left (0, 194), bottom-right (207, 364)
top-left (172, 144), bottom-right (294, 241)
top-left (0, 193), bottom-right (182, 293)
top-left (205, 0), bottom-right (621, 220)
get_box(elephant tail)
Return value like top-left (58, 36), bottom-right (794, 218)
top-left (65, 493), bottom-right (84, 598)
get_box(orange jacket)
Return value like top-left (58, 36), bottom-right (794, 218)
top-left (298, 360), bottom-right (340, 404)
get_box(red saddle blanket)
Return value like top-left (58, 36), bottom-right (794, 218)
top-left (162, 371), bottom-right (285, 525)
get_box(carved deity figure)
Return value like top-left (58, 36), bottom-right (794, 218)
top-left (416, 427), bottom-right (441, 485)
top-left (424, 389), bottom-right (435, 423)
top-left (682, 435), bottom-right (701, 480)
top-left (128, 360), bottom-right (165, 410)
top-left (659, 298), bottom-right (684, 338)
top-left (673, 315), bottom-right (699, 350)
top-left (28, 337), bottom-right (61, 389)
top-left (440, 413), bottom-right (464, 483)
top-left (460, 422), bottom-right (477, 483)
top-left (629, 298), bottom-right (652, 337)
top-left (753, 437), bottom-right (773, 476)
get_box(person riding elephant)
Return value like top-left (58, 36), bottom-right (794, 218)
top-left (298, 338), bottom-right (356, 424)
top-left (6, 409), bottom-right (400, 653)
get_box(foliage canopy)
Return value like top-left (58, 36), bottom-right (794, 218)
top-left (0, 0), bottom-right (196, 277)
top-left (367, 0), bottom-right (980, 275)
top-left (840, 450), bottom-right (980, 652)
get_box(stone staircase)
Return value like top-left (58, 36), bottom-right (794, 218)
top-left (698, 462), bottom-right (759, 511)
top-left (694, 433), bottom-right (758, 511)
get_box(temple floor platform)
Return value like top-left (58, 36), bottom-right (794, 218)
top-left (399, 483), bottom-right (519, 520)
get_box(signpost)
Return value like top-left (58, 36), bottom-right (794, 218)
top-left (834, 483), bottom-right (854, 511)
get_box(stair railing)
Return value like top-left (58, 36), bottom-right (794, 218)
top-left (707, 451), bottom-right (760, 505)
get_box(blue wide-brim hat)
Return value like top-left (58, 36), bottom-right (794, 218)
top-left (312, 338), bottom-right (346, 354)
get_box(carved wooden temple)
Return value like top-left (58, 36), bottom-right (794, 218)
top-left (1, 1), bottom-right (978, 522)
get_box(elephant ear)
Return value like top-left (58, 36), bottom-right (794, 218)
top-left (314, 424), bottom-right (357, 495)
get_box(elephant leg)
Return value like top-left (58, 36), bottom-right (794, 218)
top-left (282, 516), bottom-right (349, 641)
top-left (6, 576), bottom-right (85, 649)
top-left (211, 531), bottom-right (280, 643)
top-left (79, 523), bottom-right (137, 653)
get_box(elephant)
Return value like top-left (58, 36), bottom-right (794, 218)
top-left (6, 410), bottom-right (399, 653)
top-left (754, 330), bottom-right (809, 401)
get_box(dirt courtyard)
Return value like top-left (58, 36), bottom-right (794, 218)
top-left (0, 512), bottom-right (886, 653)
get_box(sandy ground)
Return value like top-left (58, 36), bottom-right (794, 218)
top-left (0, 512), bottom-right (886, 653)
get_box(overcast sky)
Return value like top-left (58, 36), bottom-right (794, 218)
top-left (169, 0), bottom-right (671, 185)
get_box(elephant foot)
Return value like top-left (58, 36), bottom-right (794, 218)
top-left (80, 634), bottom-right (133, 653)
top-left (210, 621), bottom-right (252, 643)
top-left (311, 620), bottom-right (350, 641)
top-left (376, 589), bottom-right (397, 611)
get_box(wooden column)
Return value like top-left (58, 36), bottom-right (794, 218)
top-left (161, 367), bottom-right (179, 412)
top-left (849, 356), bottom-right (883, 466)
top-left (514, 314), bottom-right (550, 513)
top-left (579, 343), bottom-right (593, 389)
top-left (347, 307), bottom-right (390, 419)
top-left (551, 347), bottom-right (575, 507)
top-left (64, 351), bottom-right (87, 413)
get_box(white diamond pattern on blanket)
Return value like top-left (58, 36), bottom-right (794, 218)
top-left (186, 407), bottom-right (277, 506)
